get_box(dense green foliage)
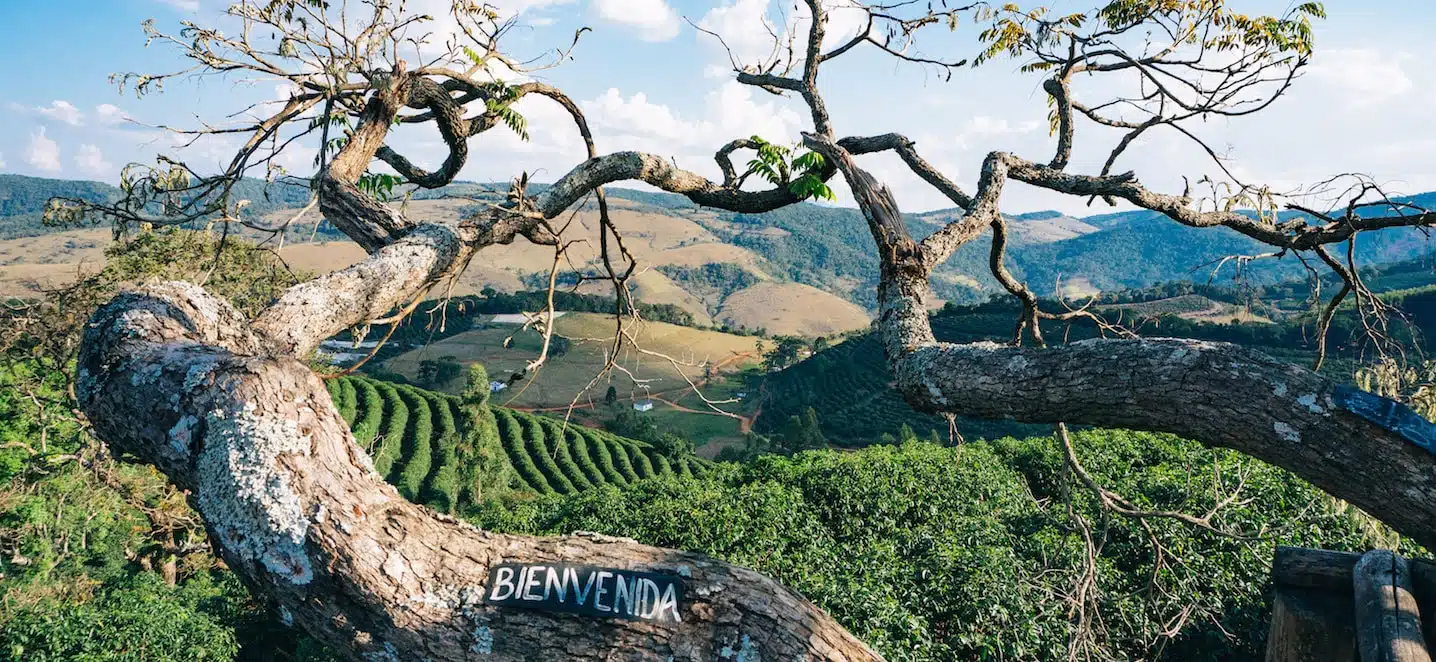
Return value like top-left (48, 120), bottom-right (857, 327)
top-left (0, 175), bottom-right (316, 240)
top-left (323, 376), bottom-right (711, 507)
top-left (475, 431), bottom-right (1386, 661)
top-left (0, 174), bottom-right (120, 239)
top-left (0, 573), bottom-right (245, 661)
top-left (656, 262), bottom-right (759, 310)
top-left (757, 286), bottom-right (1434, 444)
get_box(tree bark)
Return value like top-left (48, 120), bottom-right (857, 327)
top-left (74, 115), bottom-right (1436, 660)
top-left (799, 131), bottom-right (1436, 551)
top-left (76, 281), bottom-right (884, 661)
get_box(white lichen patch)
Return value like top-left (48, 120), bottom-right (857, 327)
top-left (1273, 422), bottom-right (1301, 443)
top-left (382, 551), bottom-right (409, 581)
top-left (470, 626), bottom-right (494, 655)
top-left (362, 641), bottom-right (400, 662)
top-left (1297, 393), bottom-right (1326, 415)
top-left (183, 361), bottom-right (219, 392)
top-left (412, 584), bottom-right (486, 613)
top-left (195, 403), bottom-right (314, 585)
top-left (279, 606), bottom-right (294, 627)
top-left (1272, 382), bottom-right (1287, 397)
top-left (719, 634), bottom-right (761, 661)
top-left (168, 414), bottom-right (199, 457)
top-left (131, 362), bottom-right (164, 388)
top-left (1005, 355), bottom-right (1029, 372)
top-left (693, 582), bottom-right (727, 598)
top-left (924, 381), bottom-right (948, 406)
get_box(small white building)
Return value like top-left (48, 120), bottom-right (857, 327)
top-left (633, 400), bottom-right (655, 412)
top-left (489, 381), bottom-right (508, 393)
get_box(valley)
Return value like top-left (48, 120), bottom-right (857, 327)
top-left (10, 175), bottom-right (1431, 340)
top-left (5, 174), bottom-right (1433, 456)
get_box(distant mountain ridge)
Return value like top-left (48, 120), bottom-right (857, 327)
top-left (2, 174), bottom-right (1433, 318)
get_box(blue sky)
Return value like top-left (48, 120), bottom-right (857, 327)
top-left (1, 0), bottom-right (1433, 215)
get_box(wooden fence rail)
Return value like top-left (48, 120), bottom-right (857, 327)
top-left (1268, 547), bottom-right (1436, 661)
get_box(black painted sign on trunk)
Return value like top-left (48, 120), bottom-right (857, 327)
top-left (483, 562), bottom-right (685, 624)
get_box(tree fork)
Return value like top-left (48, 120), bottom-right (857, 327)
top-left (75, 281), bottom-right (885, 662)
top-left (809, 132), bottom-right (1436, 552)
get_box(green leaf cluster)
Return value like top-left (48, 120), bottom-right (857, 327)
top-left (743, 136), bottom-right (835, 202)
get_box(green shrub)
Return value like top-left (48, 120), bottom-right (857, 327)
top-left (495, 408), bottom-right (552, 494)
top-left (394, 386), bottom-right (433, 501)
top-left (623, 439), bottom-right (656, 479)
top-left (651, 452), bottom-right (674, 478)
top-left (371, 382), bottom-right (408, 478)
top-left (336, 378), bottom-right (358, 425)
top-left (457, 402), bottom-right (514, 507)
top-left (520, 413), bottom-right (576, 494)
top-left (564, 427), bottom-right (608, 488)
top-left (349, 378), bottom-right (384, 449)
top-left (461, 364), bottom-right (491, 406)
top-left (585, 431), bottom-right (627, 487)
top-left (473, 432), bottom-right (1384, 662)
top-left (539, 419), bottom-right (594, 492)
top-left (422, 393), bottom-right (461, 512)
top-left (604, 435), bottom-right (641, 483)
top-left (0, 573), bottom-right (240, 662)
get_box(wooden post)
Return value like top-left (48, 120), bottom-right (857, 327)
top-left (1267, 546), bottom-right (1360, 662)
top-left (1353, 549), bottom-right (1432, 662)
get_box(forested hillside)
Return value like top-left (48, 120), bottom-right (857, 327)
top-left (757, 262), bottom-right (1436, 445)
top-left (0, 175), bottom-right (313, 240)
top-left (7, 174), bottom-right (1431, 316)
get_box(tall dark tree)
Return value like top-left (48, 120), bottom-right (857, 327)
top-left (56, 0), bottom-right (1436, 660)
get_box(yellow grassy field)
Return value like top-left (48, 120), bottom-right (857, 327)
top-left (717, 281), bottom-right (871, 336)
top-left (381, 312), bottom-right (771, 408)
top-left (0, 229), bottom-right (110, 297)
top-left (0, 198), bottom-right (877, 336)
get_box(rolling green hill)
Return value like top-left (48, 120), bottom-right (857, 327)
top-left (5, 173), bottom-right (1432, 314)
top-left (325, 375), bottom-right (712, 511)
top-left (755, 274), bottom-right (1436, 445)
top-left (0, 175), bottom-right (312, 240)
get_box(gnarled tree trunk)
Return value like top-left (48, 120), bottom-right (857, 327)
top-left (77, 280), bottom-right (884, 661)
top-left (70, 45), bottom-right (1436, 661)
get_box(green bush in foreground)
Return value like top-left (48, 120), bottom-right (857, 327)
top-left (0, 573), bottom-right (241, 662)
top-left (472, 430), bottom-right (1385, 661)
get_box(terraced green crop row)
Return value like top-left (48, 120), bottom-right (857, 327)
top-left (327, 376), bottom-right (712, 509)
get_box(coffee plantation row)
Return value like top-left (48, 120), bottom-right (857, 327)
top-left (325, 376), bottom-right (712, 511)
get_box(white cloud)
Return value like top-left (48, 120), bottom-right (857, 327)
top-left (26, 128), bottom-right (62, 172)
top-left (586, 89), bottom-right (691, 143)
top-left (400, 0), bottom-right (577, 62)
top-left (156, 0), bottom-right (200, 10)
top-left (582, 80), bottom-right (804, 160)
top-left (952, 116), bottom-right (1044, 150)
top-left (75, 144), bottom-right (114, 178)
top-left (696, 0), bottom-right (868, 69)
top-left (94, 103), bottom-right (132, 125)
top-left (695, 0), bottom-right (776, 65)
top-left (35, 100), bottom-right (84, 126)
top-left (593, 0), bottom-right (680, 42)
top-left (1308, 48), bottom-right (1413, 107)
